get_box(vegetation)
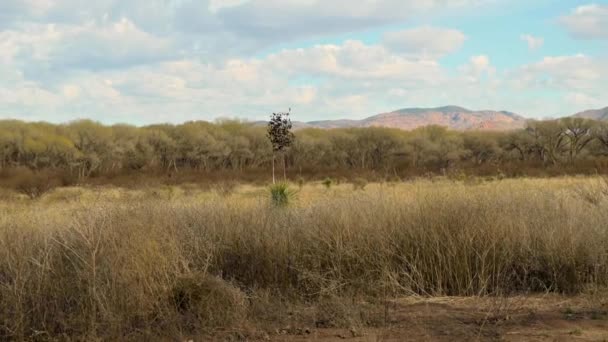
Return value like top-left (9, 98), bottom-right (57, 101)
top-left (3, 115), bottom-right (608, 339)
top-left (3, 117), bottom-right (608, 188)
top-left (1, 178), bottom-right (608, 339)
top-left (351, 177), bottom-right (368, 190)
top-left (269, 182), bottom-right (296, 206)
top-left (267, 110), bottom-right (294, 183)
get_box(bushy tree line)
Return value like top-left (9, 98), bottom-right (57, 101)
top-left (2, 117), bottom-right (608, 180)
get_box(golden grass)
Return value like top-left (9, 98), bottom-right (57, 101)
top-left (1, 177), bottom-right (608, 339)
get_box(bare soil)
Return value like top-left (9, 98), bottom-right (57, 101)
top-left (268, 295), bottom-right (608, 342)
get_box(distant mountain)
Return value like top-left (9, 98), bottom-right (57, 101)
top-left (573, 107), bottom-right (608, 121)
top-left (284, 106), bottom-right (527, 131)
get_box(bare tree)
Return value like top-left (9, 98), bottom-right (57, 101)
top-left (561, 117), bottom-right (594, 163)
top-left (593, 121), bottom-right (608, 153)
top-left (267, 109), bottom-right (294, 183)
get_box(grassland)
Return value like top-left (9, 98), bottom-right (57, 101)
top-left (2, 177), bottom-right (608, 340)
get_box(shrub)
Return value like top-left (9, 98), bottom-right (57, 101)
top-left (1, 177), bottom-right (608, 339)
top-left (352, 178), bottom-right (368, 191)
top-left (574, 177), bottom-right (608, 205)
top-left (12, 168), bottom-right (60, 199)
top-left (171, 274), bottom-right (247, 330)
top-left (297, 176), bottom-right (306, 189)
top-left (322, 178), bottom-right (333, 189)
top-left (269, 182), bottom-right (296, 206)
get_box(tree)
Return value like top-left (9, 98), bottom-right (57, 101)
top-left (561, 117), bottom-right (594, 163)
top-left (525, 120), bottom-right (567, 165)
top-left (593, 121), bottom-right (608, 154)
top-left (500, 130), bottom-right (534, 161)
top-left (267, 110), bottom-right (295, 183)
top-left (464, 132), bottom-right (501, 165)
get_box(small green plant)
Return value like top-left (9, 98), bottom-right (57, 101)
top-left (322, 178), bottom-right (333, 189)
top-left (269, 182), bottom-right (296, 206)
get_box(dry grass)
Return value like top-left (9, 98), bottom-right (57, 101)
top-left (1, 177), bottom-right (608, 340)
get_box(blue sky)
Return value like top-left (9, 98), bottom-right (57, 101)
top-left (0, 0), bottom-right (606, 125)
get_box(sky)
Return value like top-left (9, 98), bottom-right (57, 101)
top-left (0, 0), bottom-right (606, 125)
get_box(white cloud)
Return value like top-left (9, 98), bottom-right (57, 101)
top-left (4, 34), bottom-right (604, 124)
top-left (565, 92), bottom-right (604, 108)
top-left (215, 0), bottom-right (484, 43)
top-left (0, 0), bottom-right (605, 123)
top-left (0, 37), bottom-right (457, 123)
top-left (0, 0), bottom-right (488, 63)
top-left (209, 0), bottom-right (250, 12)
top-left (382, 27), bottom-right (466, 58)
top-left (0, 0), bottom-right (54, 28)
top-left (458, 55), bottom-right (496, 84)
top-left (520, 34), bottom-right (544, 50)
top-left (560, 4), bottom-right (608, 40)
top-left (514, 54), bottom-right (605, 90)
top-left (0, 18), bottom-right (172, 72)
top-left (266, 40), bottom-right (443, 82)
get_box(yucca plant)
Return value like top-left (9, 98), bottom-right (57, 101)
top-left (269, 182), bottom-right (297, 206)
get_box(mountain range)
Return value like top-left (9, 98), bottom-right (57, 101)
top-left (278, 105), bottom-right (608, 131)
top-left (573, 107), bottom-right (608, 121)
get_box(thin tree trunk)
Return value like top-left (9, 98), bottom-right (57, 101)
top-left (272, 154), bottom-right (276, 184)
top-left (283, 153), bottom-right (287, 182)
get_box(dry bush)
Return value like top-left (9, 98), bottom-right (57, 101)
top-left (0, 168), bottom-right (78, 199)
top-left (1, 177), bottom-right (608, 339)
top-left (573, 177), bottom-right (608, 206)
top-left (171, 274), bottom-right (247, 330)
top-left (351, 177), bottom-right (368, 190)
top-left (12, 169), bottom-right (60, 199)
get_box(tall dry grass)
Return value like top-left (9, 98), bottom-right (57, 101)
top-left (1, 178), bottom-right (608, 339)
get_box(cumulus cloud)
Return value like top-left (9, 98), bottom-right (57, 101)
top-left (0, 0), bottom-right (487, 65)
top-left (215, 0), bottom-right (482, 44)
top-left (514, 54), bottom-right (605, 90)
top-left (560, 4), bottom-right (608, 40)
top-left (0, 0), bottom-right (54, 28)
top-left (565, 92), bottom-right (604, 108)
top-left (382, 27), bottom-right (466, 58)
top-left (457, 55), bottom-right (496, 84)
top-left (0, 0), bottom-right (605, 123)
top-left (2, 47), bottom-right (604, 124)
top-left (520, 34), bottom-right (544, 50)
top-left (0, 18), bottom-right (173, 74)
top-left (265, 40), bottom-right (443, 82)
top-left (0, 36), bottom-right (463, 123)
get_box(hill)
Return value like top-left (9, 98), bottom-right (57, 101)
top-left (573, 107), bottom-right (608, 121)
top-left (289, 106), bottom-right (527, 131)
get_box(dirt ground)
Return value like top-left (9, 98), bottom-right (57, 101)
top-left (267, 295), bottom-right (608, 342)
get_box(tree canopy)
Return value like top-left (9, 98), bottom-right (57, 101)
top-left (1, 117), bottom-right (608, 180)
